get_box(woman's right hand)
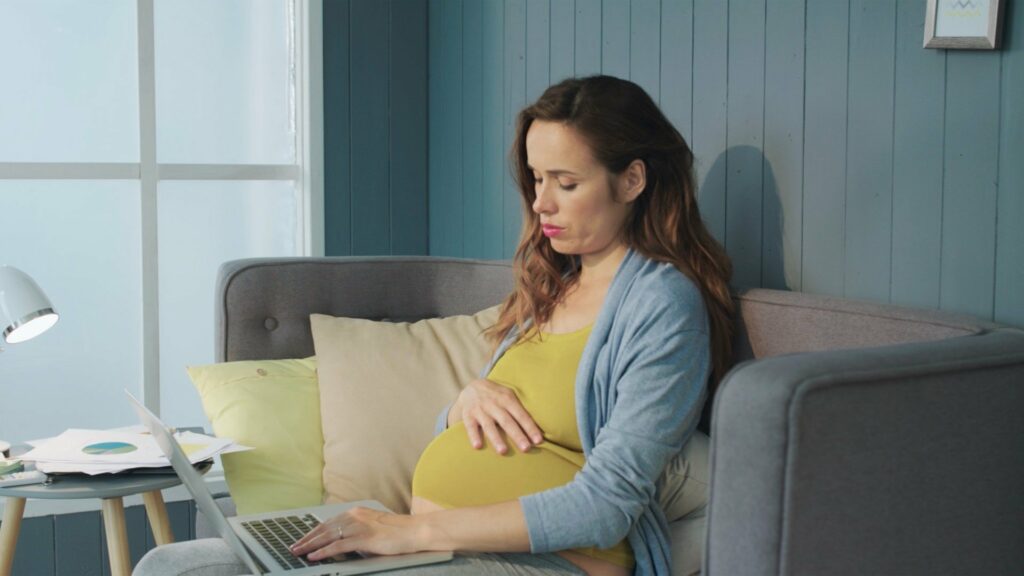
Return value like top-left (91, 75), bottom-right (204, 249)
top-left (449, 378), bottom-right (545, 455)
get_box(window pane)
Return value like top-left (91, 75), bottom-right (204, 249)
top-left (0, 181), bottom-right (143, 444)
top-left (154, 0), bottom-right (295, 164)
top-left (0, 1), bottom-right (140, 162)
top-left (158, 181), bottom-right (299, 431)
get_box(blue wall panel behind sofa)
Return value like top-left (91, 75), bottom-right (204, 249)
top-left (322, 0), bottom-right (1023, 326)
top-left (416, 0), bottom-right (1024, 327)
top-left (997, 1), bottom-right (1024, 327)
top-left (892, 0), bottom-right (946, 311)
top-left (324, 0), bottom-right (428, 257)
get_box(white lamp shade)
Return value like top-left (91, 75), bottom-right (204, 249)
top-left (0, 266), bottom-right (59, 344)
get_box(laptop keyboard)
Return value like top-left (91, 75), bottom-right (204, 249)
top-left (241, 514), bottom-right (362, 570)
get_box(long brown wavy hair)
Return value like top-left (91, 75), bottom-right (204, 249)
top-left (486, 75), bottom-right (735, 387)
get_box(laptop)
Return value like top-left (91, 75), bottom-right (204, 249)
top-left (126, 391), bottom-right (453, 575)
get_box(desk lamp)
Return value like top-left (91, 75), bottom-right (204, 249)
top-left (0, 265), bottom-right (59, 458)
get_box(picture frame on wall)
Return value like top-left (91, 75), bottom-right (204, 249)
top-left (924, 0), bottom-right (1005, 49)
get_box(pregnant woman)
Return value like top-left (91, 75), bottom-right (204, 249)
top-left (293, 75), bottom-right (733, 576)
top-left (136, 75), bottom-right (733, 576)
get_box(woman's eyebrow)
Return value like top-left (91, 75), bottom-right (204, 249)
top-left (527, 164), bottom-right (579, 177)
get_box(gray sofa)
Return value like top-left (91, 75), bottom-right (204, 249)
top-left (198, 256), bottom-right (1024, 576)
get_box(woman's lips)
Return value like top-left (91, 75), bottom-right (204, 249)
top-left (542, 225), bottom-right (563, 238)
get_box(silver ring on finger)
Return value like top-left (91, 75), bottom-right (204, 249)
top-left (337, 525), bottom-right (344, 540)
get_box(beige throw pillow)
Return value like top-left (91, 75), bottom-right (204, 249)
top-left (310, 304), bottom-right (707, 522)
top-left (310, 306), bottom-right (501, 514)
top-left (658, 430), bottom-right (710, 522)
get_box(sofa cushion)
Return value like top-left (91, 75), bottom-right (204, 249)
top-left (658, 430), bottom-right (710, 523)
top-left (732, 288), bottom-right (993, 363)
top-left (668, 510), bottom-right (706, 576)
top-left (216, 258), bottom-right (514, 363)
top-left (310, 307), bottom-right (500, 514)
top-left (189, 357), bottom-right (324, 515)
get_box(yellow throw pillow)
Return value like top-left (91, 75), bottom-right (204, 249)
top-left (188, 357), bottom-right (324, 515)
top-left (310, 306), bottom-right (500, 514)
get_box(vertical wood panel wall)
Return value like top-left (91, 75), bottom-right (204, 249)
top-left (420, 0), bottom-right (1024, 326)
top-left (0, 502), bottom-right (195, 575)
top-left (324, 0), bottom-right (428, 257)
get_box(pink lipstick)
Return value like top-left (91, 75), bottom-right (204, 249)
top-left (542, 225), bottom-right (563, 237)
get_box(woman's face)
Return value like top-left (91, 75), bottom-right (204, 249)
top-left (525, 120), bottom-right (641, 260)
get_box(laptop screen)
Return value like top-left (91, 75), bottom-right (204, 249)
top-left (125, 390), bottom-right (265, 575)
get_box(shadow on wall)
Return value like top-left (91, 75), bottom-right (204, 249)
top-left (698, 145), bottom-right (788, 291)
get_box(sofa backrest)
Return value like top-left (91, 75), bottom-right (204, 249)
top-left (216, 257), bottom-right (514, 362)
top-left (731, 288), bottom-right (1000, 364)
top-left (218, 257), bottom-right (1002, 366)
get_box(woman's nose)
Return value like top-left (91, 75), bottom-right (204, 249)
top-left (533, 183), bottom-right (555, 214)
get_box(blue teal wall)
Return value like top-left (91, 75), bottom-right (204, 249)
top-left (324, 0), bottom-right (429, 256)
top-left (420, 0), bottom-right (1024, 326)
top-left (0, 501), bottom-right (195, 575)
top-left (323, 0), bottom-right (1023, 326)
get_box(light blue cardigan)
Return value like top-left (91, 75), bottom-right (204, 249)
top-left (434, 248), bottom-right (711, 576)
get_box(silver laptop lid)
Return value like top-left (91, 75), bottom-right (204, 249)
top-left (126, 390), bottom-right (265, 575)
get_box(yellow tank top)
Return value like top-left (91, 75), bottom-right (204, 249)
top-left (412, 324), bottom-right (635, 569)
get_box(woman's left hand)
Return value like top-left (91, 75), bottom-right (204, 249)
top-left (289, 507), bottom-right (427, 561)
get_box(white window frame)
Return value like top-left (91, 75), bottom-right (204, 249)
top-left (0, 0), bottom-right (323, 418)
top-left (0, 0), bottom-right (323, 518)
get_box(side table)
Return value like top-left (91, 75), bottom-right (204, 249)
top-left (0, 462), bottom-right (211, 576)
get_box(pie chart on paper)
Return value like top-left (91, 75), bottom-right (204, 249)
top-left (82, 442), bottom-right (138, 455)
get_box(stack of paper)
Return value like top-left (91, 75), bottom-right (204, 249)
top-left (20, 425), bottom-right (251, 475)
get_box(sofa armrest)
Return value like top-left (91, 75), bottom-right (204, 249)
top-left (705, 329), bottom-right (1024, 576)
top-left (195, 494), bottom-right (238, 540)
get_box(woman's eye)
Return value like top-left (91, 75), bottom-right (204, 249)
top-left (533, 175), bottom-right (575, 190)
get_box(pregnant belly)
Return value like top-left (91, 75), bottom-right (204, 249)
top-left (412, 423), bottom-right (634, 576)
top-left (411, 422), bottom-right (585, 508)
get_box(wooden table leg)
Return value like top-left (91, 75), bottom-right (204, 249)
top-left (101, 497), bottom-right (132, 576)
top-left (142, 490), bottom-right (175, 546)
top-left (0, 497), bottom-right (26, 576)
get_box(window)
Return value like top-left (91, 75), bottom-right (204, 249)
top-left (0, 0), bottom-right (323, 445)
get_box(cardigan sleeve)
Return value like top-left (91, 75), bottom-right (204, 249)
top-left (518, 292), bottom-right (710, 552)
